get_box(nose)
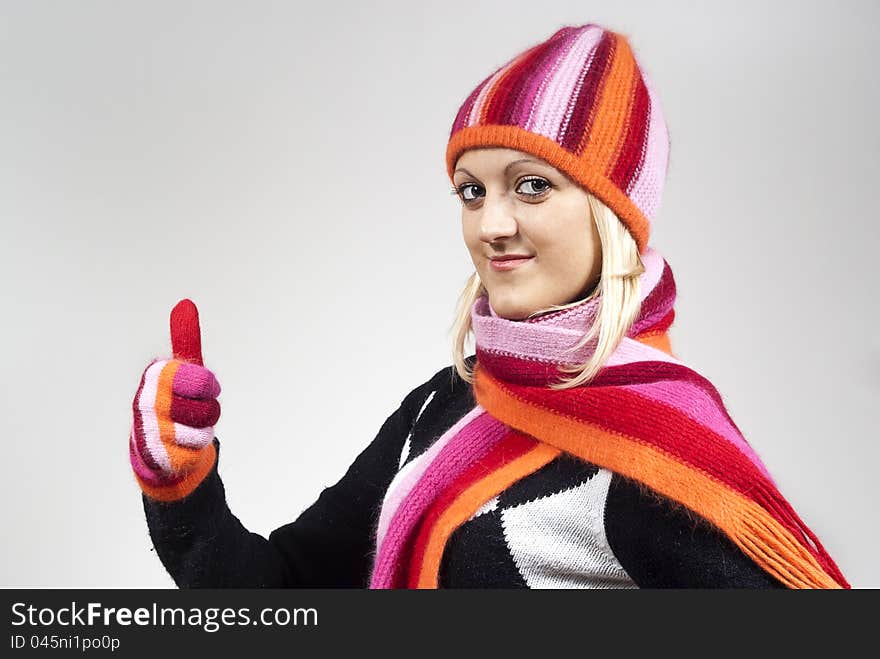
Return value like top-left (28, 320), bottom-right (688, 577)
top-left (477, 192), bottom-right (518, 243)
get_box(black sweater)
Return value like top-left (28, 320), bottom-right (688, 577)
top-left (141, 357), bottom-right (786, 589)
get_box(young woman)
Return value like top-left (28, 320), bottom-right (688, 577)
top-left (129, 22), bottom-right (850, 588)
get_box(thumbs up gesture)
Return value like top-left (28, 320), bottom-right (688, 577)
top-left (129, 299), bottom-right (222, 501)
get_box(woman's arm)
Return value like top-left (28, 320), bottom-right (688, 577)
top-left (141, 374), bottom-right (440, 588)
top-left (604, 474), bottom-right (788, 588)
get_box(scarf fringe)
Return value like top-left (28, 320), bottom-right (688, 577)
top-left (750, 480), bottom-right (850, 587)
top-left (735, 501), bottom-right (841, 589)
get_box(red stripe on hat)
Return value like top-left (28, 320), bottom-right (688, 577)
top-left (610, 70), bottom-right (651, 190)
top-left (560, 31), bottom-right (616, 152)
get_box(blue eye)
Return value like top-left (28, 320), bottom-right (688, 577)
top-left (453, 183), bottom-right (483, 203)
top-left (517, 177), bottom-right (550, 196)
top-left (455, 183), bottom-right (480, 201)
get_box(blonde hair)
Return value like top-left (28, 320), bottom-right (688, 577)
top-left (449, 193), bottom-right (646, 390)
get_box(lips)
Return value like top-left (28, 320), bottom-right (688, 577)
top-left (489, 256), bottom-right (534, 271)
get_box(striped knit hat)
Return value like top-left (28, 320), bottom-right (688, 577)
top-left (445, 23), bottom-right (669, 255)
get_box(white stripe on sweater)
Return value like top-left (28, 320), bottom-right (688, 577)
top-left (398, 390), bottom-right (436, 470)
top-left (500, 468), bottom-right (637, 589)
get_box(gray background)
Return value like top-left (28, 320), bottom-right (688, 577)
top-left (1, 0), bottom-right (877, 588)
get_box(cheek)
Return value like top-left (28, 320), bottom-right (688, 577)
top-left (461, 222), bottom-right (474, 249)
top-left (462, 220), bottom-right (482, 260)
top-left (533, 216), bottom-right (592, 270)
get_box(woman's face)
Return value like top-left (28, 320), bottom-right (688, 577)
top-left (453, 147), bottom-right (602, 320)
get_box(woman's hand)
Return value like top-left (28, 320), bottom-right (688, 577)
top-left (129, 298), bottom-right (221, 501)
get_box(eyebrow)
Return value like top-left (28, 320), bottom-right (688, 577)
top-left (453, 158), bottom-right (545, 179)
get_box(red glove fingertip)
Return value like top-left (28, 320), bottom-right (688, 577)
top-left (170, 298), bottom-right (204, 366)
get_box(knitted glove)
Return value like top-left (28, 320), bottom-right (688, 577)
top-left (129, 298), bottom-right (221, 502)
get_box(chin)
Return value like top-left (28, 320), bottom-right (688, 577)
top-left (488, 293), bottom-right (537, 321)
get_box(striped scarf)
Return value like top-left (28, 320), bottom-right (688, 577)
top-left (369, 247), bottom-right (850, 589)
